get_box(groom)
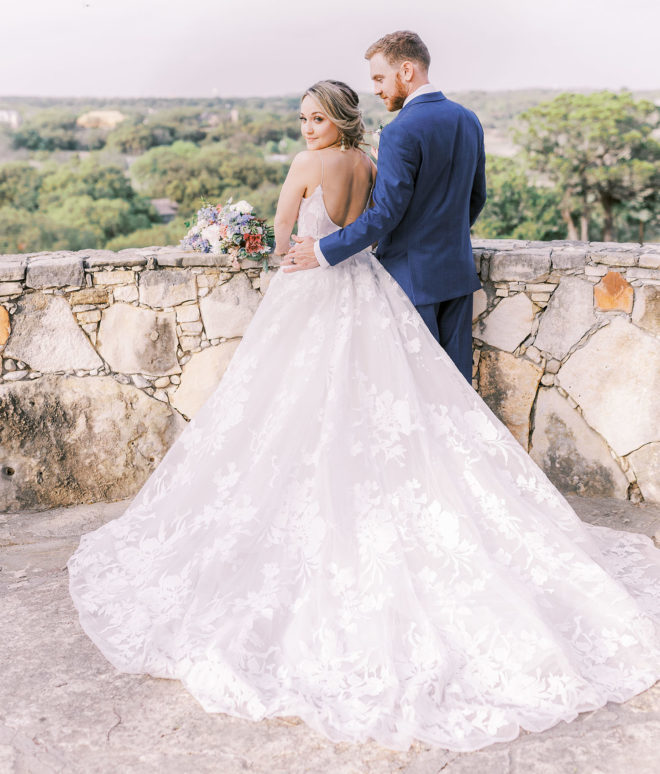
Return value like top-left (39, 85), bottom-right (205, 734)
top-left (284, 30), bottom-right (487, 384)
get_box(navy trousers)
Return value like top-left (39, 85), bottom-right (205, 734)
top-left (415, 293), bottom-right (474, 384)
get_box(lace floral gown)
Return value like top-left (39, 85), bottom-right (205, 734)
top-left (67, 186), bottom-right (660, 752)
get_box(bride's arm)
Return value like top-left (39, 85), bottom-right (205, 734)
top-left (273, 151), bottom-right (315, 255)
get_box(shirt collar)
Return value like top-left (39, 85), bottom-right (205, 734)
top-left (403, 83), bottom-right (437, 108)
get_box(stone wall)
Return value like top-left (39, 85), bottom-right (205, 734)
top-left (1, 240), bottom-right (659, 512)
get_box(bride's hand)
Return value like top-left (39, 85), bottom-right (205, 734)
top-left (282, 236), bottom-right (319, 273)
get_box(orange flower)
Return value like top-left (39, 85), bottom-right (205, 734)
top-left (244, 234), bottom-right (263, 254)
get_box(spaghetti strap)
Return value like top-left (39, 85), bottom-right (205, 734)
top-left (363, 162), bottom-right (375, 213)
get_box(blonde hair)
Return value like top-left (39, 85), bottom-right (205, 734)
top-left (302, 80), bottom-right (365, 149)
top-left (365, 30), bottom-right (431, 71)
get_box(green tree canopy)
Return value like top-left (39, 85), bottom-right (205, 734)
top-left (515, 91), bottom-right (660, 242)
top-left (472, 155), bottom-right (566, 241)
top-left (0, 161), bottom-right (43, 211)
top-left (130, 142), bottom-right (286, 213)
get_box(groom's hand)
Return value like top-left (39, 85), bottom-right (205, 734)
top-left (282, 235), bottom-right (319, 272)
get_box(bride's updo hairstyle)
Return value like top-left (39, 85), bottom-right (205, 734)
top-left (302, 80), bottom-right (366, 149)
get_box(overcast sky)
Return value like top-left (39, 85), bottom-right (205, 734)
top-left (1, 0), bottom-right (658, 98)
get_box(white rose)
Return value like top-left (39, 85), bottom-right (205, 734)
top-left (234, 200), bottom-right (253, 214)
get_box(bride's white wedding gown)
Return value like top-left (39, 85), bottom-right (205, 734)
top-left (67, 185), bottom-right (660, 753)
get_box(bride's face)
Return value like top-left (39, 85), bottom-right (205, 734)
top-left (369, 52), bottom-right (409, 112)
top-left (299, 95), bottom-right (341, 151)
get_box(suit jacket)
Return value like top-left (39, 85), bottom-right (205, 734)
top-left (318, 91), bottom-right (486, 305)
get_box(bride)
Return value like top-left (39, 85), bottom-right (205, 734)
top-left (67, 80), bottom-right (660, 753)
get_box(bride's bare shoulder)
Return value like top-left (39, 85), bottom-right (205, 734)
top-left (290, 150), bottom-right (319, 171)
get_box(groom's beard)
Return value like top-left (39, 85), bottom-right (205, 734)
top-left (384, 73), bottom-right (409, 112)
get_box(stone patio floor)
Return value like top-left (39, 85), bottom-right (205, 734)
top-left (1, 495), bottom-right (659, 774)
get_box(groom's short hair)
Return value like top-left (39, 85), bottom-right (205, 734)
top-left (365, 31), bottom-right (430, 72)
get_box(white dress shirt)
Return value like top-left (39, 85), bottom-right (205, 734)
top-left (313, 83), bottom-right (437, 268)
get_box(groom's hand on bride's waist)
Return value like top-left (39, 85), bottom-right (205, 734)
top-left (282, 236), bottom-right (320, 272)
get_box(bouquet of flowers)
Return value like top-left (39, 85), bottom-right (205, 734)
top-left (180, 197), bottom-right (274, 270)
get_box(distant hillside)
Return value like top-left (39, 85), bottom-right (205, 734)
top-left (2, 89), bottom-right (657, 162)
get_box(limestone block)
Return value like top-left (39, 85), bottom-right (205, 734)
top-left (534, 276), bottom-right (597, 359)
top-left (529, 387), bottom-right (629, 498)
top-left (93, 270), bottom-right (134, 285)
top-left (0, 375), bottom-right (186, 511)
top-left (472, 292), bottom-right (535, 352)
top-left (0, 255), bottom-right (27, 281)
top-left (0, 282), bottom-right (23, 295)
top-left (638, 253), bottom-right (660, 269)
top-left (112, 284), bottom-right (139, 303)
top-left (170, 339), bottom-right (241, 419)
top-left (627, 267), bottom-right (660, 280)
top-left (4, 292), bottom-right (102, 372)
top-left (593, 270), bottom-right (633, 312)
top-left (632, 285), bottom-right (660, 336)
top-left (472, 288), bottom-right (487, 321)
top-left (176, 304), bottom-right (201, 323)
top-left (550, 248), bottom-right (587, 270)
top-left (489, 250), bottom-right (551, 282)
top-left (589, 250), bottom-right (637, 267)
top-left (0, 306), bottom-right (9, 346)
top-left (556, 316), bottom-right (660, 456)
top-left (471, 239), bottom-right (528, 251)
top-left (68, 288), bottom-right (108, 305)
top-left (138, 269), bottom-right (197, 308)
top-left (180, 321), bottom-right (203, 333)
top-left (477, 349), bottom-right (543, 449)
top-left (179, 334), bottom-right (201, 351)
top-left (25, 256), bottom-right (84, 289)
top-left (199, 272), bottom-right (261, 339)
top-left (76, 310), bottom-right (101, 324)
top-left (259, 269), bottom-right (275, 295)
top-left (97, 303), bottom-right (180, 376)
top-left (81, 249), bottom-right (147, 268)
top-left (626, 442), bottom-right (660, 503)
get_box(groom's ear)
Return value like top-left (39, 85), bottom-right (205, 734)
top-left (399, 60), bottom-right (415, 83)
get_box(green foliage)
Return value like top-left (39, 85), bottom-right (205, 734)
top-left (473, 156), bottom-right (566, 240)
top-left (11, 108), bottom-right (80, 151)
top-left (42, 195), bottom-right (153, 245)
top-left (516, 91), bottom-right (660, 241)
top-left (130, 142), bottom-right (286, 213)
top-left (37, 156), bottom-right (138, 207)
top-left (0, 205), bottom-right (97, 253)
top-left (105, 217), bottom-right (188, 250)
top-left (0, 161), bottom-right (43, 211)
top-left (3, 91), bottom-right (659, 253)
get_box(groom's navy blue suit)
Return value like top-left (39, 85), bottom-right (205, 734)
top-left (318, 90), bottom-right (487, 383)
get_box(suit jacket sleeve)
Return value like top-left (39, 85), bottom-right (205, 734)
top-left (469, 123), bottom-right (487, 227)
top-left (318, 123), bottom-right (420, 266)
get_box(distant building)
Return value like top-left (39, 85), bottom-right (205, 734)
top-left (76, 110), bottom-right (126, 129)
top-left (0, 109), bottom-right (21, 129)
top-left (150, 198), bottom-right (179, 223)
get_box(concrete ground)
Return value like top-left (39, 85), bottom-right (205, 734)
top-left (1, 495), bottom-right (660, 774)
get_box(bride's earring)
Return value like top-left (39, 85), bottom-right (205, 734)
top-left (340, 134), bottom-right (346, 152)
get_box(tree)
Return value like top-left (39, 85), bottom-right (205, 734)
top-left (10, 108), bottom-right (79, 151)
top-left (0, 162), bottom-right (43, 211)
top-left (515, 91), bottom-right (660, 241)
top-left (130, 142), bottom-right (286, 213)
top-left (472, 156), bottom-right (566, 241)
